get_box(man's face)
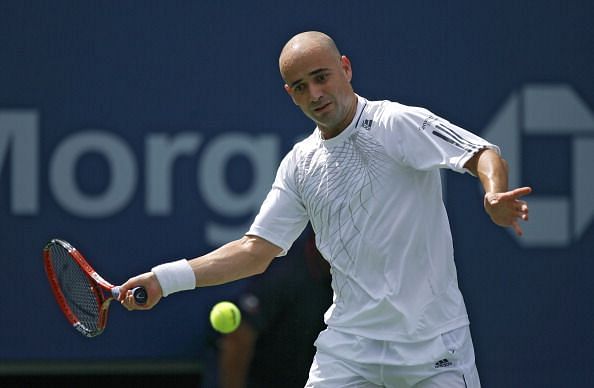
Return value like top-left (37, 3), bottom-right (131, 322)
top-left (282, 47), bottom-right (355, 138)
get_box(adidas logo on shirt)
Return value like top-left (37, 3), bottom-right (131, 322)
top-left (434, 359), bottom-right (453, 369)
top-left (362, 119), bottom-right (373, 130)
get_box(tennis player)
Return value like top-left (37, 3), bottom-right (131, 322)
top-left (120, 31), bottom-right (531, 387)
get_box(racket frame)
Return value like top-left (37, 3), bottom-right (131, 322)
top-left (43, 239), bottom-right (118, 337)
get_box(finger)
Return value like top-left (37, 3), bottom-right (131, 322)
top-left (507, 186), bottom-right (532, 199)
top-left (511, 220), bottom-right (523, 236)
top-left (116, 285), bottom-right (128, 302)
top-left (515, 202), bottom-right (529, 214)
top-left (496, 187), bottom-right (532, 202)
top-left (519, 202), bottom-right (528, 211)
top-left (514, 211), bottom-right (528, 221)
top-left (124, 292), bottom-right (139, 310)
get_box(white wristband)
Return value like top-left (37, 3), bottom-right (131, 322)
top-left (151, 259), bottom-right (195, 297)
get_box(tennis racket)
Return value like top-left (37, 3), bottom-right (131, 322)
top-left (43, 238), bottom-right (147, 338)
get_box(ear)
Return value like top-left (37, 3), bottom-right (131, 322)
top-left (284, 84), bottom-right (298, 105)
top-left (340, 55), bottom-right (353, 82)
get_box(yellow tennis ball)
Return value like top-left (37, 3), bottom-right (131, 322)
top-left (209, 301), bottom-right (241, 334)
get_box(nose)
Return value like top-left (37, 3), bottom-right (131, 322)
top-left (308, 83), bottom-right (324, 102)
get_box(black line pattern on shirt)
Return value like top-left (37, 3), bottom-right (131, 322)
top-left (296, 130), bottom-right (392, 309)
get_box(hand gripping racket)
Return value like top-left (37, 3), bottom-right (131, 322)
top-left (43, 238), bottom-right (147, 337)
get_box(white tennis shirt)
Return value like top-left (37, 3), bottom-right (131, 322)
top-left (248, 95), bottom-right (498, 342)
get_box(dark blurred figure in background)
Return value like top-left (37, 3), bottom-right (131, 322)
top-left (202, 228), bottom-right (332, 388)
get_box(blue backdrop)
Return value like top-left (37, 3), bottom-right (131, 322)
top-left (1, 1), bottom-right (593, 386)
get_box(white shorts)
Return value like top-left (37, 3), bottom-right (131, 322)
top-left (306, 325), bottom-right (480, 388)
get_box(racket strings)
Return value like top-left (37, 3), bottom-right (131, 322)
top-left (48, 245), bottom-right (102, 334)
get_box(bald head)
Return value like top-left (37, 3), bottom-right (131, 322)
top-left (279, 31), bottom-right (341, 81)
top-left (278, 31), bottom-right (357, 139)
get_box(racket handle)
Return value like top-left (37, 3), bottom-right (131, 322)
top-left (112, 286), bottom-right (148, 305)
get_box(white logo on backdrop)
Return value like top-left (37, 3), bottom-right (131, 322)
top-left (0, 114), bottom-right (279, 246)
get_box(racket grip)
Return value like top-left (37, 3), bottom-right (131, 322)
top-left (112, 286), bottom-right (148, 305)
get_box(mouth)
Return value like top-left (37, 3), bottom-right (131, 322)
top-left (313, 102), bottom-right (332, 113)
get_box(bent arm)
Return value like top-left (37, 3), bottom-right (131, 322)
top-left (464, 148), bottom-right (508, 193)
top-left (464, 148), bottom-right (532, 236)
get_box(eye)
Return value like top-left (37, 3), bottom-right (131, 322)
top-left (293, 84), bottom-right (305, 93)
top-left (315, 73), bottom-right (329, 83)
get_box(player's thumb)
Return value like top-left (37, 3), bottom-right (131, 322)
top-left (116, 278), bottom-right (136, 302)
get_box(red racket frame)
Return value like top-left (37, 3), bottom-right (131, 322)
top-left (43, 239), bottom-right (117, 337)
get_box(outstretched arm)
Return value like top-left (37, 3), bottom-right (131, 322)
top-left (464, 149), bottom-right (532, 236)
top-left (118, 235), bottom-right (282, 310)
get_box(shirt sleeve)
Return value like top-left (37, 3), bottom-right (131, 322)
top-left (247, 149), bottom-right (309, 256)
top-left (380, 104), bottom-right (499, 174)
